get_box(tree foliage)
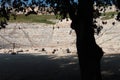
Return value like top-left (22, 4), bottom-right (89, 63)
top-left (0, 0), bottom-right (119, 19)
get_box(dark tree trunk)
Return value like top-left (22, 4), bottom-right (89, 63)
top-left (71, 0), bottom-right (104, 80)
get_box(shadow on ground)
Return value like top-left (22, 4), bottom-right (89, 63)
top-left (0, 53), bottom-right (80, 80)
top-left (0, 53), bottom-right (120, 80)
top-left (101, 53), bottom-right (120, 80)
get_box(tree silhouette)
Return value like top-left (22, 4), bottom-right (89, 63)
top-left (45, 0), bottom-right (104, 80)
top-left (0, 0), bottom-right (120, 80)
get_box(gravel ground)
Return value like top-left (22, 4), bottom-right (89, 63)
top-left (0, 53), bottom-right (119, 80)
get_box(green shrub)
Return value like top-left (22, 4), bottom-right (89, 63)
top-left (9, 14), bottom-right (57, 24)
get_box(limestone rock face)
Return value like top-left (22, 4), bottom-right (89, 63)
top-left (0, 20), bottom-right (77, 54)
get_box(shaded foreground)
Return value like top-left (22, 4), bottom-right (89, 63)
top-left (101, 54), bottom-right (120, 80)
top-left (0, 53), bottom-right (120, 80)
top-left (0, 54), bottom-right (80, 80)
